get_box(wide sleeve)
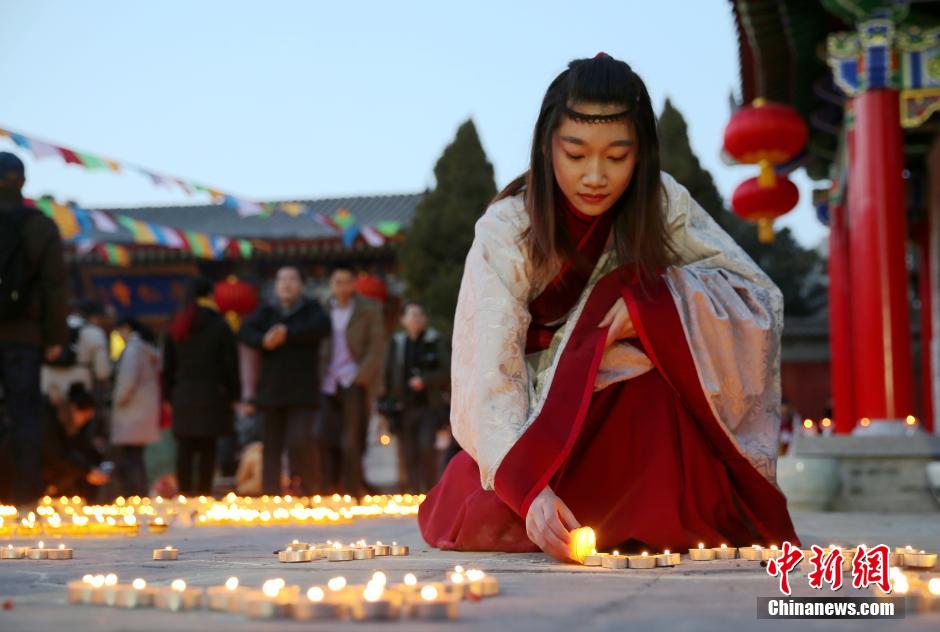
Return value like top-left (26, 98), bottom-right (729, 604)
top-left (626, 173), bottom-right (784, 480)
top-left (450, 197), bottom-right (532, 490)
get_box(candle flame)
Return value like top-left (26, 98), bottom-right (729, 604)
top-left (82, 574), bottom-right (93, 584)
top-left (363, 582), bottom-right (384, 603)
top-left (171, 579), bottom-right (186, 592)
top-left (262, 579), bottom-right (281, 598)
top-left (328, 577), bottom-right (346, 592)
top-left (132, 578), bottom-right (146, 590)
top-left (421, 585), bottom-right (438, 601)
top-left (893, 574), bottom-right (910, 594)
top-left (404, 573), bottom-right (417, 586)
top-left (307, 586), bottom-right (325, 602)
top-left (104, 574), bottom-right (118, 586)
top-left (664, 550), bottom-right (670, 555)
top-left (450, 572), bottom-right (465, 584)
top-left (371, 571), bottom-right (387, 586)
top-left (58, 544), bottom-right (66, 550)
top-left (165, 545), bottom-right (173, 550)
top-left (454, 565), bottom-right (465, 574)
top-left (720, 544), bottom-right (728, 549)
top-left (38, 541), bottom-right (44, 549)
top-left (225, 577), bottom-right (239, 591)
top-left (466, 569), bottom-right (485, 582)
top-left (928, 578), bottom-right (940, 596)
top-left (91, 575), bottom-right (105, 588)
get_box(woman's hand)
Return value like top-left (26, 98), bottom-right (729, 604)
top-left (525, 486), bottom-right (581, 562)
top-left (598, 297), bottom-right (636, 346)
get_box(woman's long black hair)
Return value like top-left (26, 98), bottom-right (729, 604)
top-left (494, 54), bottom-right (675, 283)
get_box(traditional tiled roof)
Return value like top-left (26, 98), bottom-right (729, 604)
top-left (91, 192), bottom-right (425, 243)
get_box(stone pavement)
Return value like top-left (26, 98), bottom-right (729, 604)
top-left (0, 510), bottom-right (937, 631)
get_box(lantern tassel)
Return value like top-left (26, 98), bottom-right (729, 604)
top-left (757, 218), bottom-right (775, 243)
top-left (757, 159), bottom-right (776, 188)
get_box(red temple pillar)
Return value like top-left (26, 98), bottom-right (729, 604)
top-left (828, 197), bottom-right (856, 434)
top-left (913, 218), bottom-right (934, 432)
top-left (847, 89), bottom-right (915, 423)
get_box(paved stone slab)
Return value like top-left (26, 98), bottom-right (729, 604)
top-left (0, 511), bottom-right (937, 631)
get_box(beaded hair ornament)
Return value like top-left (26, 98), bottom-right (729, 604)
top-left (562, 51), bottom-right (639, 124)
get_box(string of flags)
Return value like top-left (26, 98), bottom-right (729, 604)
top-left (24, 196), bottom-right (254, 266)
top-left (1, 126), bottom-right (406, 253)
top-left (1, 126), bottom-right (408, 231)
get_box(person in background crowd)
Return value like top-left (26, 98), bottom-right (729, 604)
top-left (111, 316), bottom-right (161, 496)
top-left (239, 266), bottom-right (331, 495)
top-left (42, 299), bottom-right (112, 411)
top-left (380, 301), bottom-right (450, 492)
top-left (0, 151), bottom-right (69, 506)
top-left (319, 266), bottom-right (386, 497)
top-left (164, 277), bottom-right (240, 496)
top-left (41, 382), bottom-right (109, 498)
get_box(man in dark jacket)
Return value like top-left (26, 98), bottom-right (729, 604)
top-left (0, 152), bottom-right (69, 505)
top-left (239, 266), bottom-right (330, 494)
top-left (164, 277), bottom-right (241, 496)
top-left (379, 301), bottom-right (449, 491)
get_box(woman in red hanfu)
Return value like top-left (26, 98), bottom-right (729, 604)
top-left (418, 53), bottom-right (800, 561)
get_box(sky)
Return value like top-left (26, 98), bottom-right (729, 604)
top-left (0, 0), bottom-right (829, 249)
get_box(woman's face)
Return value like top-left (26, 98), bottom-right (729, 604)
top-left (551, 103), bottom-right (638, 217)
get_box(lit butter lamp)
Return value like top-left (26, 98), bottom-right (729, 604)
top-left (113, 578), bottom-right (155, 609)
top-left (27, 541), bottom-right (49, 560)
top-left (655, 549), bottom-right (681, 567)
top-left (411, 585), bottom-right (459, 621)
top-left (152, 545), bottom-right (178, 561)
top-left (350, 580), bottom-right (398, 621)
top-left (570, 527), bottom-right (596, 564)
top-left (155, 579), bottom-right (204, 611)
top-left (47, 543), bottom-right (73, 560)
top-left (372, 541), bottom-right (391, 556)
top-left (148, 517), bottom-right (168, 534)
top-left (327, 542), bottom-right (355, 562)
top-left (628, 551), bottom-right (657, 569)
top-left (688, 543), bottom-right (716, 561)
top-left (739, 545), bottom-right (763, 561)
top-left (246, 579), bottom-right (292, 620)
top-left (875, 570), bottom-right (940, 614)
top-left (389, 541), bottom-right (409, 556)
top-left (67, 575), bottom-right (96, 604)
top-left (902, 549), bottom-right (938, 570)
top-left (465, 569), bottom-right (499, 597)
top-left (1, 544), bottom-right (30, 559)
top-left (601, 550), bottom-right (628, 570)
top-left (278, 546), bottom-right (313, 563)
top-left (713, 544), bottom-right (737, 560)
top-left (207, 577), bottom-right (248, 613)
top-left (293, 586), bottom-right (344, 621)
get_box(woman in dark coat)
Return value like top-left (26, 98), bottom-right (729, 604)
top-left (163, 277), bottom-right (240, 495)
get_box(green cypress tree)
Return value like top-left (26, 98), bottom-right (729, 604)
top-left (658, 99), bottom-right (826, 316)
top-left (399, 119), bottom-right (497, 334)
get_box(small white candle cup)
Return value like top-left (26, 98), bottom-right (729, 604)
top-left (761, 546), bottom-right (783, 562)
top-left (713, 544), bottom-right (737, 560)
top-left (372, 542), bottom-right (391, 556)
top-left (47, 544), bottom-right (73, 560)
top-left (655, 551), bottom-right (681, 567)
top-left (739, 545), bottom-right (763, 561)
top-left (326, 544), bottom-right (355, 562)
top-left (155, 580), bottom-right (204, 611)
top-left (628, 552), bottom-right (657, 569)
top-left (27, 542), bottom-right (49, 560)
top-left (903, 551), bottom-right (937, 569)
top-left (152, 546), bottom-right (178, 561)
top-left (350, 583), bottom-right (397, 621)
top-left (411, 585), bottom-right (459, 621)
top-left (465, 570), bottom-right (500, 597)
top-left (601, 552), bottom-right (628, 569)
top-left (207, 577), bottom-right (247, 612)
top-left (114, 579), bottom-right (155, 608)
top-left (1, 545), bottom-right (29, 559)
top-left (67, 577), bottom-right (95, 604)
top-left (581, 550), bottom-right (608, 567)
top-left (293, 586), bottom-right (344, 621)
top-left (278, 548), bottom-right (313, 563)
top-left (389, 543), bottom-right (409, 556)
top-left (688, 543), bottom-right (716, 561)
top-left (353, 547), bottom-right (376, 560)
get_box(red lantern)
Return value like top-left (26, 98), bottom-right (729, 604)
top-left (354, 273), bottom-right (388, 303)
top-left (731, 176), bottom-right (799, 244)
top-left (723, 99), bottom-right (807, 187)
top-left (214, 276), bottom-right (259, 315)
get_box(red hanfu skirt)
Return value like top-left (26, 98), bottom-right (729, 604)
top-left (419, 265), bottom-right (800, 554)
